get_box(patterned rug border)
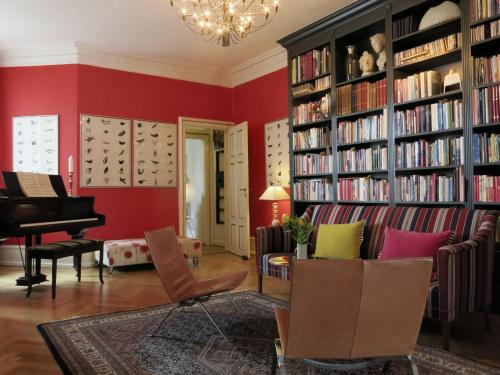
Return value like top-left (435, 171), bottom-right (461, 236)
top-left (37, 290), bottom-right (500, 375)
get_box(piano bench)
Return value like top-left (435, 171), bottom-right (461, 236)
top-left (26, 239), bottom-right (104, 299)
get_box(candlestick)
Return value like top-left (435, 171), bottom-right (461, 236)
top-left (68, 155), bottom-right (74, 173)
top-left (68, 172), bottom-right (74, 197)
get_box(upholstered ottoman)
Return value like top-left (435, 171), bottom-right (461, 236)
top-left (98, 237), bottom-right (202, 273)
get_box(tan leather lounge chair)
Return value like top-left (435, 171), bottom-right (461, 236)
top-left (145, 226), bottom-right (248, 340)
top-left (272, 258), bottom-right (433, 374)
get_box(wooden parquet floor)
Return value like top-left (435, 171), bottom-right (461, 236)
top-left (0, 252), bottom-right (499, 374)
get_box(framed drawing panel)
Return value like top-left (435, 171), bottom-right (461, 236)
top-left (133, 120), bottom-right (177, 187)
top-left (80, 114), bottom-right (131, 187)
top-left (12, 115), bottom-right (59, 174)
top-left (264, 118), bottom-right (290, 187)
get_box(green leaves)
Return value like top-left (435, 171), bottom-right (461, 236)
top-left (282, 215), bottom-right (314, 245)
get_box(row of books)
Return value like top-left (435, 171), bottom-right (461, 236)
top-left (392, 14), bottom-right (417, 39)
top-left (292, 76), bottom-right (331, 98)
top-left (336, 79), bottom-right (387, 115)
top-left (338, 145), bottom-right (388, 172)
top-left (293, 127), bottom-right (332, 150)
top-left (337, 177), bottom-right (389, 202)
top-left (471, 19), bottom-right (500, 43)
top-left (473, 55), bottom-right (500, 86)
top-left (396, 171), bottom-right (465, 203)
top-left (294, 152), bottom-right (333, 175)
top-left (291, 47), bottom-right (330, 84)
top-left (292, 93), bottom-right (331, 125)
top-left (293, 179), bottom-right (333, 201)
top-left (394, 70), bottom-right (442, 103)
top-left (394, 100), bottom-right (463, 136)
top-left (396, 136), bottom-right (464, 168)
top-left (473, 132), bottom-right (499, 163)
top-left (337, 112), bottom-right (388, 145)
top-left (472, 84), bottom-right (500, 124)
top-left (471, 0), bottom-right (500, 22)
top-left (473, 174), bottom-right (500, 202)
top-left (394, 33), bottom-right (462, 67)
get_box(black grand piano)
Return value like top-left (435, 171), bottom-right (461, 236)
top-left (0, 172), bottom-right (105, 286)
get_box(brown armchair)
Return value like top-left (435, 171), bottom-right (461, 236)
top-left (145, 226), bottom-right (248, 340)
top-left (272, 258), bottom-right (433, 374)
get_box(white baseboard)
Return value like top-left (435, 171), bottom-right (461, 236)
top-left (0, 245), bottom-right (96, 268)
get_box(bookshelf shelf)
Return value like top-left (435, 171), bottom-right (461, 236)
top-left (395, 165), bottom-right (462, 173)
top-left (292, 87), bottom-right (331, 101)
top-left (292, 146), bottom-right (330, 153)
top-left (335, 71), bottom-right (386, 87)
top-left (338, 200), bottom-right (388, 205)
top-left (292, 118), bottom-right (331, 130)
top-left (294, 200), bottom-right (331, 203)
top-left (394, 48), bottom-right (462, 73)
top-left (393, 16), bottom-right (461, 46)
top-left (475, 202), bottom-right (500, 206)
top-left (337, 138), bottom-right (388, 148)
top-left (473, 122), bottom-right (500, 131)
top-left (473, 81), bottom-right (500, 90)
top-left (395, 201), bottom-right (466, 206)
top-left (394, 128), bottom-right (463, 141)
top-left (393, 89), bottom-right (462, 108)
top-left (336, 107), bottom-right (385, 120)
top-left (294, 173), bottom-right (332, 179)
top-left (338, 170), bottom-right (388, 176)
top-left (471, 35), bottom-right (500, 51)
top-left (473, 162), bottom-right (500, 168)
top-left (470, 13), bottom-right (500, 26)
top-left (291, 72), bottom-right (331, 88)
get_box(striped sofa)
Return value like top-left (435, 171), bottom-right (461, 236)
top-left (255, 205), bottom-right (498, 349)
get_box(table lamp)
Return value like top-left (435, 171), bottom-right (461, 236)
top-left (259, 185), bottom-right (290, 226)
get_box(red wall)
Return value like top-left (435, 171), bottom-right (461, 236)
top-left (0, 64), bottom-right (287, 241)
top-left (233, 67), bottom-right (290, 233)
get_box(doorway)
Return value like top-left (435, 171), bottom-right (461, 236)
top-left (178, 117), bottom-right (251, 259)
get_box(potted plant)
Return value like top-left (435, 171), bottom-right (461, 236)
top-left (282, 214), bottom-right (314, 260)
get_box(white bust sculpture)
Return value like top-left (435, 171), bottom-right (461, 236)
top-left (370, 33), bottom-right (386, 71)
top-left (359, 51), bottom-right (375, 76)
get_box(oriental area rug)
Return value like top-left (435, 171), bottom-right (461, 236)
top-left (38, 291), bottom-right (500, 375)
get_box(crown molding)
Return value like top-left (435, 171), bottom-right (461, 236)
top-left (0, 41), bottom-right (286, 88)
top-left (229, 46), bottom-right (287, 87)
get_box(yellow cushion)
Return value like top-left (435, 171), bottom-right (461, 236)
top-left (314, 221), bottom-right (365, 259)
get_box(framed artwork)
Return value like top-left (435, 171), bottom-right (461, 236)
top-left (132, 120), bottom-right (177, 187)
top-left (80, 114), bottom-right (131, 187)
top-left (264, 118), bottom-right (290, 187)
top-left (12, 115), bottom-right (59, 174)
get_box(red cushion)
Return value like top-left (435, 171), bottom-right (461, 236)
top-left (379, 228), bottom-right (454, 269)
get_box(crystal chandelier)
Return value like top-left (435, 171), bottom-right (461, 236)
top-left (169, 0), bottom-right (281, 47)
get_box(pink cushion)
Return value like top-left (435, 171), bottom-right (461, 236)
top-left (379, 228), bottom-right (454, 269)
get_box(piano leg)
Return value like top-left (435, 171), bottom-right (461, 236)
top-left (52, 258), bottom-right (57, 299)
top-left (26, 249), bottom-right (32, 298)
top-left (76, 254), bottom-right (82, 282)
top-left (16, 234), bottom-right (48, 287)
top-left (99, 247), bottom-right (104, 284)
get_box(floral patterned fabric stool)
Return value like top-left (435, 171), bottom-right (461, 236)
top-left (97, 237), bottom-right (202, 273)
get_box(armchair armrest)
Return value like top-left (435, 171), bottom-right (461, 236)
top-left (436, 211), bottom-right (498, 321)
top-left (255, 225), bottom-right (295, 269)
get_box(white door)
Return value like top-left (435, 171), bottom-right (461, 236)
top-left (227, 122), bottom-right (250, 258)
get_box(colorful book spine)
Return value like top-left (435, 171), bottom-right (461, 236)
top-left (471, 0), bottom-right (500, 22)
top-left (293, 127), bottom-right (332, 150)
top-left (338, 145), bottom-right (388, 172)
top-left (293, 93), bottom-right (331, 125)
top-left (471, 19), bottom-right (500, 42)
top-left (337, 177), bottom-right (389, 201)
top-left (294, 179), bottom-right (333, 201)
top-left (395, 100), bottom-right (463, 136)
top-left (294, 152), bottom-right (333, 175)
top-left (474, 174), bottom-right (500, 202)
top-left (396, 136), bottom-right (464, 168)
top-left (291, 46), bottom-right (330, 84)
top-left (394, 70), bottom-right (442, 103)
top-left (338, 111), bottom-right (387, 144)
top-left (336, 78), bottom-right (387, 115)
top-left (394, 33), bottom-right (462, 67)
top-left (397, 170), bottom-right (464, 202)
top-left (472, 84), bottom-right (500, 124)
top-left (473, 133), bottom-right (500, 163)
top-left (473, 55), bottom-right (500, 85)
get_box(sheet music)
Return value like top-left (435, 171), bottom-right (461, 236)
top-left (16, 172), bottom-right (57, 197)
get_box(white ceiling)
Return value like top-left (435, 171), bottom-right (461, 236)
top-left (0, 0), bottom-right (353, 71)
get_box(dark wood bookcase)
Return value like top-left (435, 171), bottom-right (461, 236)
top-left (279, 0), bottom-right (500, 312)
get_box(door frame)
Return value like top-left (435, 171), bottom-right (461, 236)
top-left (177, 117), bottom-right (233, 239)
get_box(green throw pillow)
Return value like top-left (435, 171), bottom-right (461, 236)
top-left (314, 221), bottom-right (365, 259)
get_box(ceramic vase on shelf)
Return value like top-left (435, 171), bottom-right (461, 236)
top-left (345, 45), bottom-right (360, 81)
top-left (296, 243), bottom-right (308, 260)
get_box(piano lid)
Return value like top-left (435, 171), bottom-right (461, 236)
top-left (2, 172), bottom-right (68, 198)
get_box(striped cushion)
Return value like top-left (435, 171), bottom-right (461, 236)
top-left (304, 205), bottom-right (488, 259)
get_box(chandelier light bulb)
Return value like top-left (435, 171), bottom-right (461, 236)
top-left (169, 0), bottom-right (282, 46)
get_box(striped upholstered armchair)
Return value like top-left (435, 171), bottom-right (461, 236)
top-left (255, 205), bottom-right (499, 350)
